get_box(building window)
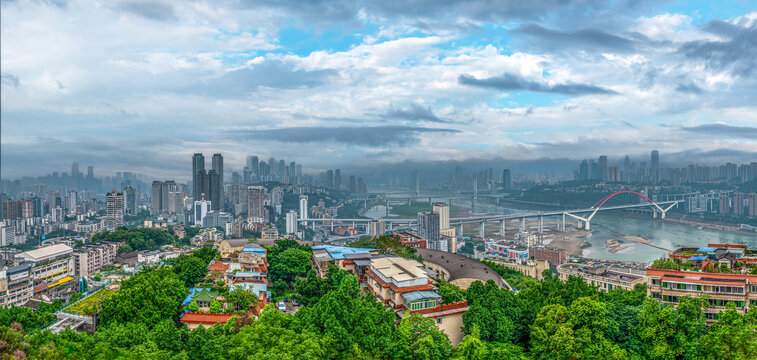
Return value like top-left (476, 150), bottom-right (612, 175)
top-left (651, 292), bottom-right (660, 299)
top-left (436, 317), bottom-right (443, 324)
top-left (651, 278), bottom-right (659, 286)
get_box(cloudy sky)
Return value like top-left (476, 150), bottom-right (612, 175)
top-left (2, 0), bottom-right (756, 179)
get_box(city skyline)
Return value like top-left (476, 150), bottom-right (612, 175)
top-left (2, 1), bottom-right (757, 178)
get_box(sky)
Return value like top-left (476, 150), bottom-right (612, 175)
top-left (1, 0), bottom-right (757, 179)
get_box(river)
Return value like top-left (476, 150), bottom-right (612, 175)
top-left (362, 189), bottom-right (757, 263)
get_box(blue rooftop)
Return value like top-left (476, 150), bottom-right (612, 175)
top-left (311, 245), bottom-right (377, 260)
top-left (697, 247), bottom-right (718, 252)
top-left (688, 256), bottom-right (708, 261)
top-left (243, 243), bottom-right (266, 254)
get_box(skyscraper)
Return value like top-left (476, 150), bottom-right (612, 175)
top-left (124, 186), bottom-right (137, 215)
top-left (334, 169), bottom-right (342, 189)
top-left (349, 175), bottom-right (356, 193)
top-left (246, 155), bottom-right (259, 177)
top-left (651, 150), bottom-right (659, 183)
top-left (212, 154), bottom-right (224, 209)
top-left (286, 210), bottom-right (298, 234)
top-left (598, 155), bottom-right (608, 181)
top-left (326, 170), bottom-right (334, 188)
top-left (192, 153), bottom-right (205, 201)
top-left (247, 186), bottom-right (264, 218)
top-left (502, 169), bottom-right (511, 191)
top-left (417, 211), bottom-right (440, 244)
top-left (106, 190), bottom-right (124, 231)
top-left (299, 195), bottom-right (308, 226)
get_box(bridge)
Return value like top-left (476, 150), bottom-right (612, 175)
top-left (301, 191), bottom-right (679, 238)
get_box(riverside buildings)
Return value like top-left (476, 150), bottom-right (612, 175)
top-left (646, 243), bottom-right (757, 321)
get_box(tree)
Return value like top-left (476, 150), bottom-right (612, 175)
top-left (99, 267), bottom-right (187, 329)
top-left (293, 274), bottom-right (397, 359)
top-left (700, 303), bottom-right (757, 359)
top-left (529, 304), bottom-right (577, 360)
top-left (225, 288), bottom-right (259, 312)
top-left (227, 305), bottom-right (327, 360)
top-left (187, 301), bottom-right (199, 312)
top-left (268, 247), bottom-right (312, 285)
top-left (272, 279), bottom-right (288, 297)
top-left (172, 255), bottom-right (208, 287)
top-left (209, 300), bottom-right (222, 314)
top-left (192, 247), bottom-right (219, 264)
top-left (436, 279), bottom-right (465, 304)
top-left (394, 313), bottom-right (453, 360)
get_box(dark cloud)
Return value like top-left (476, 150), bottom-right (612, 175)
top-left (233, 125), bottom-right (459, 146)
top-left (458, 72), bottom-right (617, 95)
top-left (680, 124), bottom-right (757, 140)
top-left (195, 61), bottom-right (337, 95)
top-left (241, 0), bottom-right (609, 25)
top-left (384, 103), bottom-right (447, 123)
top-left (0, 73), bottom-right (20, 88)
top-left (675, 82), bottom-right (703, 94)
top-left (115, 1), bottom-right (176, 21)
top-left (510, 24), bottom-right (636, 51)
top-left (679, 20), bottom-right (757, 76)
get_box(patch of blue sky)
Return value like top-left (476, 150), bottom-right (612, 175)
top-left (274, 21), bottom-right (383, 56)
top-left (654, 0), bottom-right (753, 25)
top-left (431, 24), bottom-right (514, 56)
top-left (488, 92), bottom-right (571, 108)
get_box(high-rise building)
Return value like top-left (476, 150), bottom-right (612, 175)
top-left (192, 153), bottom-right (205, 201)
top-left (106, 190), bottom-right (124, 231)
top-left (733, 192), bottom-right (745, 216)
top-left (417, 211), bottom-right (440, 244)
top-left (433, 203), bottom-right (450, 230)
top-left (326, 170), bottom-right (334, 188)
top-left (369, 218), bottom-right (385, 237)
top-left (286, 210), bottom-right (298, 234)
top-left (749, 193), bottom-right (757, 218)
top-left (212, 154), bottom-right (224, 209)
top-left (299, 195), bottom-right (308, 225)
top-left (349, 175), bottom-right (356, 193)
top-left (151, 180), bottom-right (178, 214)
top-left (502, 169), bottom-right (511, 191)
top-left (598, 155), bottom-right (608, 181)
top-left (247, 186), bottom-right (264, 219)
top-left (609, 166), bottom-right (620, 182)
top-left (651, 150), bottom-right (659, 183)
top-left (719, 194), bottom-right (730, 214)
top-left (194, 200), bottom-right (212, 226)
top-left (578, 161), bottom-right (588, 181)
top-left (334, 169), bottom-right (342, 189)
top-left (247, 155), bottom-right (259, 177)
top-left (124, 186), bottom-right (137, 215)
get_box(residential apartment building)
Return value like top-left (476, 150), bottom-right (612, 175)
top-left (5, 263), bottom-right (33, 306)
top-left (558, 263), bottom-right (645, 291)
top-left (363, 256), bottom-right (469, 345)
top-left (646, 243), bottom-right (757, 321)
top-left (71, 242), bottom-right (121, 277)
top-left (15, 244), bottom-right (76, 297)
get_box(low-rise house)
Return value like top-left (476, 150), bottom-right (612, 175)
top-left (558, 263), bottom-right (645, 291)
top-left (363, 256), bottom-right (469, 345)
top-left (180, 312), bottom-right (236, 330)
top-left (647, 243), bottom-right (757, 322)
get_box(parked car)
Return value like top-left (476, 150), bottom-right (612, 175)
top-left (277, 301), bottom-right (286, 311)
top-left (291, 298), bottom-right (299, 306)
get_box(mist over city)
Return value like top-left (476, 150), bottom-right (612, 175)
top-left (1, 0), bottom-right (757, 359)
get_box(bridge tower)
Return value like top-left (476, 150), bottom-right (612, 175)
top-left (499, 219), bottom-right (506, 237)
top-left (479, 221), bottom-right (485, 238)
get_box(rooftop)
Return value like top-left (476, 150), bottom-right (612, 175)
top-left (370, 256), bottom-right (427, 282)
top-left (311, 245), bottom-right (377, 260)
top-left (180, 312), bottom-right (235, 325)
top-left (415, 248), bottom-right (511, 290)
top-left (17, 244), bottom-right (73, 262)
top-left (401, 290), bottom-right (441, 302)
